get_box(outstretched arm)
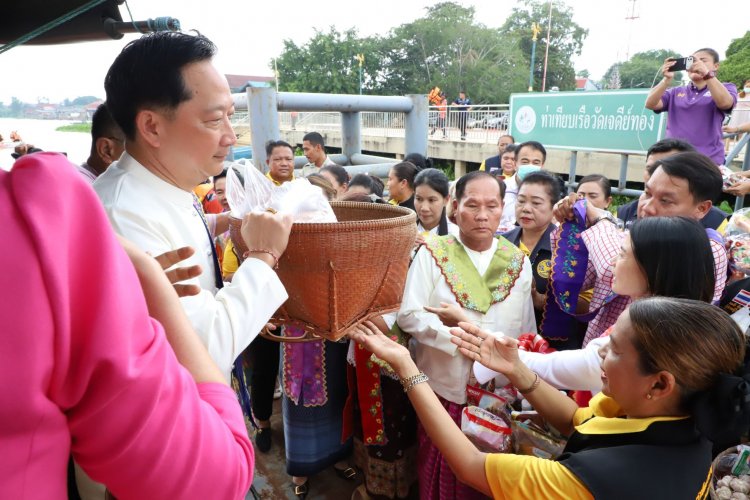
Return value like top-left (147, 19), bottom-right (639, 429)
top-left (348, 322), bottom-right (491, 496)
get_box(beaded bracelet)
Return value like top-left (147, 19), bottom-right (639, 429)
top-left (401, 372), bottom-right (429, 393)
top-left (518, 372), bottom-right (541, 395)
top-left (243, 249), bottom-right (279, 269)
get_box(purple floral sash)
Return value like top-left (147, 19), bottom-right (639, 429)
top-left (282, 326), bottom-right (328, 407)
top-left (541, 200), bottom-right (616, 340)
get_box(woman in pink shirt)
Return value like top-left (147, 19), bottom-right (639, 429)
top-left (0, 153), bottom-right (254, 499)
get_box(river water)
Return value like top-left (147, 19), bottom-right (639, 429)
top-left (0, 118), bottom-right (91, 171)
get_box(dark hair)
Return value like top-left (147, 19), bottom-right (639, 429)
top-left (646, 138), bottom-right (695, 163)
top-left (90, 102), bottom-right (123, 143)
top-left (105, 32), bottom-right (217, 140)
top-left (629, 217), bottom-right (715, 301)
top-left (651, 152), bottom-right (723, 203)
top-left (502, 144), bottom-right (519, 157)
top-left (265, 140), bottom-right (294, 157)
top-left (404, 153), bottom-right (433, 170)
top-left (515, 141), bottom-right (547, 163)
top-left (499, 134), bottom-right (515, 144)
top-left (517, 171), bottom-right (564, 205)
top-left (454, 171), bottom-right (506, 201)
top-left (302, 132), bottom-right (325, 148)
top-left (628, 297), bottom-right (748, 442)
top-left (349, 173), bottom-right (384, 198)
top-left (391, 162), bottom-right (420, 190)
top-left (694, 47), bottom-right (720, 63)
top-left (215, 165), bottom-right (244, 185)
top-left (578, 174), bottom-right (612, 199)
top-left (414, 168), bottom-right (450, 197)
top-left (320, 165), bottom-right (350, 187)
top-left (340, 191), bottom-right (386, 204)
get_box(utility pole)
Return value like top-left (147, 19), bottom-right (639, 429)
top-left (529, 23), bottom-right (541, 92)
top-left (624, 0), bottom-right (639, 60)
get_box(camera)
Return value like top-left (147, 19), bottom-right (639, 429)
top-left (668, 56), bottom-right (693, 72)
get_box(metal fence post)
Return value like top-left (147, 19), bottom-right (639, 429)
top-left (404, 94), bottom-right (428, 156)
top-left (247, 87), bottom-right (280, 171)
top-left (618, 154), bottom-right (629, 195)
top-left (567, 151), bottom-right (578, 193)
top-left (341, 112), bottom-right (361, 163)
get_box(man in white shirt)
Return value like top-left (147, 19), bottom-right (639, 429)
top-left (300, 131), bottom-right (337, 177)
top-left (397, 170), bottom-right (536, 498)
top-left (94, 31), bottom-right (292, 382)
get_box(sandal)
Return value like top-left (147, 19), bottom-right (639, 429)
top-left (292, 480), bottom-right (309, 499)
top-left (334, 466), bottom-right (358, 481)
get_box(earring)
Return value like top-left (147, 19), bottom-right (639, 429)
top-left (646, 394), bottom-right (652, 400)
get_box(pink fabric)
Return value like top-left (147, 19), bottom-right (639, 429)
top-left (417, 396), bottom-right (488, 500)
top-left (0, 153), bottom-right (253, 499)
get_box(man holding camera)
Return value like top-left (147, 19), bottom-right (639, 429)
top-left (645, 48), bottom-right (737, 165)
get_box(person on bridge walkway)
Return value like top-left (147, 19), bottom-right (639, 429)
top-left (452, 91), bottom-right (472, 141)
top-left (301, 131), bottom-right (339, 177)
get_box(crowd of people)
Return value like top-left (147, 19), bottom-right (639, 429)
top-left (5, 31), bottom-right (750, 500)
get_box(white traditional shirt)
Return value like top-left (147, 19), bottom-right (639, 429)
top-left (94, 152), bottom-right (288, 381)
top-left (397, 235), bottom-right (537, 404)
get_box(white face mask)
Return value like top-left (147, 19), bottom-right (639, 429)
top-left (744, 87), bottom-right (750, 94)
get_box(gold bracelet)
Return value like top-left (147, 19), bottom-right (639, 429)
top-left (518, 372), bottom-right (541, 395)
top-left (401, 372), bottom-right (429, 393)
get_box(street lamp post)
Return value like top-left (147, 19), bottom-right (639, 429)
top-left (529, 23), bottom-right (541, 92)
top-left (541, 1), bottom-right (553, 92)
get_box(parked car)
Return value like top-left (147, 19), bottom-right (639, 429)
top-left (484, 114), bottom-right (509, 129)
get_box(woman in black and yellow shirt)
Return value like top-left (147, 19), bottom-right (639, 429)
top-left (348, 297), bottom-right (750, 499)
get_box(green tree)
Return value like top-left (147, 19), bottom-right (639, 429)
top-left (718, 31), bottom-right (750, 88)
top-left (500, 0), bottom-right (588, 91)
top-left (10, 96), bottom-right (24, 117)
top-left (603, 49), bottom-right (681, 89)
top-left (379, 2), bottom-right (527, 102)
top-left (273, 27), bottom-right (378, 94)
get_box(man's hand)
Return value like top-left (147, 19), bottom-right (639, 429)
top-left (725, 179), bottom-right (750, 197)
top-left (424, 302), bottom-right (470, 328)
top-left (552, 192), bottom-right (579, 222)
top-left (153, 246), bottom-right (202, 297)
top-left (240, 211), bottom-right (293, 268)
top-left (661, 57), bottom-right (676, 80)
top-left (689, 58), bottom-right (709, 78)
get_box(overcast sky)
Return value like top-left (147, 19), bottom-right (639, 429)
top-left (2, 0), bottom-right (747, 104)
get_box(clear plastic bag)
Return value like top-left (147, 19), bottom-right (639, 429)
top-left (461, 406), bottom-right (512, 453)
top-left (225, 161), bottom-right (336, 223)
top-left (726, 208), bottom-right (750, 275)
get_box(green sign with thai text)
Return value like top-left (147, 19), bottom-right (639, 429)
top-left (509, 90), bottom-right (667, 154)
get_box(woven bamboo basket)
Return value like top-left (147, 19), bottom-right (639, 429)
top-left (229, 201), bottom-right (417, 341)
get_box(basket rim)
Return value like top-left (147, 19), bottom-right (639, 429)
top-left (229, 201), bottom-right (416, 233)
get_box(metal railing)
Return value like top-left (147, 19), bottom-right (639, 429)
top-left (275, 104), bottom-right (511, 143)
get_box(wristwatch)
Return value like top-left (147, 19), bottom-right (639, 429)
top-left (591, 211), bottom-right (617, 227)
top-left (703, 70), bottom-right (716, 81)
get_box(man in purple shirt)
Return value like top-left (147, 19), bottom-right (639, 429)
top-left (645, 47), bottom-right (737, 165)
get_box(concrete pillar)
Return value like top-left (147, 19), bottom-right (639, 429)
top-left (404, 94), bottom-right (428, 156)
top-left (455, 160), bottom-right (468, 178)
top-left (341, 112), bottom-right (361, 161)
top-left (247, 87), bottom-right (280, 172)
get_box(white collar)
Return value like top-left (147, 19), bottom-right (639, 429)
top-left (116, 151), bottom-right (194, 208)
